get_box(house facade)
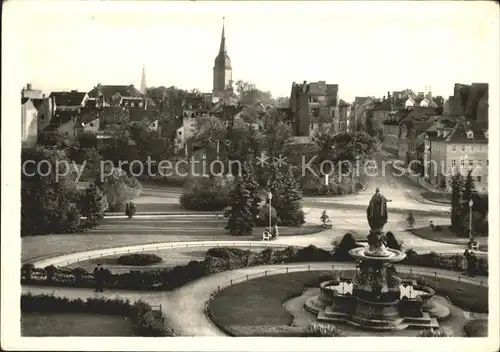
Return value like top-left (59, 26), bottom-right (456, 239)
top-left (21, 98), bottom-right (39, 148)
top-left (424, 121), bottom-right (488, 192)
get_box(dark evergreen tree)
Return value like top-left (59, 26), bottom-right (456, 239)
top-left (270, 166), bottom-right (305, 226)
top-left (226, 162), bottom-right (257, 235)
top-left (243, 162), bottom-right (262, 220)
top-left (463, 170), bottom-right (476, 203)
top-left (450, 172), bottom-right (464, 231)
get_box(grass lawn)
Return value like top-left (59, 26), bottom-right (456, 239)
top-left (409, 226), bottom-right (488, 251)
top-left (208, 270), bottom-right (488, 336)
top-left (208, 270), bottom-right (333, 336)
top-left (420, 191), bottom-right (451, 204)
top-left (21, 312), bottom-right (136, 336)
top-left (22, 224), bottom-right (323, 263)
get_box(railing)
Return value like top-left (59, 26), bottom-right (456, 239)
top-left (207, 263), bottom-right (487, 302)
top-left (33, 241), bottom-right (300, 269)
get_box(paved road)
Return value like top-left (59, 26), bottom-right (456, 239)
top-left (22, 262), bottom-right (487, 337)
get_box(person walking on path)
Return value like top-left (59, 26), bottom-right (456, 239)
top-left (98, 266), bottom-right (106, 292)
top-left (93, 264), bottom-right (102, 292)
top-left (468, 252), bottom-right (477, 277)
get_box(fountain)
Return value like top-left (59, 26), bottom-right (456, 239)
top-left (305, 188), bottom-right (441, 331)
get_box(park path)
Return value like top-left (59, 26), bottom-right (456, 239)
top-left (22, 262), bottom-right (487, 337)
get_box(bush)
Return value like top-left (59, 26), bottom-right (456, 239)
top-left (385, 231), bottom-right (402, 250)
top-left (332, 233), bottom-right (362, 261)
top-left (100, 168), bottom-right (142, 212)
top-left (180, 178), bottom-right (230, 211)
top-left (418, 328), bottom-right (451, 337)
top-left (255, 204), bottom-right (278, 227)
top-left (117, 253), bottom-right (163, 266)
top-left (303, 322), bottom-right (344, 337)
top-left (22, 263), bottom-right (35, 280)
top-left (21, 293), bottom-right (172, 336)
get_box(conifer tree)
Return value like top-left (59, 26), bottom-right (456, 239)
top-left (463, 170), bottom-right (476, 203)
top-left (450, 172), bottom-right (464, 231)
top-left (226, 162), bottom-right (258, 235)
top-left (270, 165), bottom-right (305, 226)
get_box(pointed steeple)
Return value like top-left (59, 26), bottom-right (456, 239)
top-left (219, 17), bottom-right (227, 53)
top-left (140, 65), bottom-right (147, 95)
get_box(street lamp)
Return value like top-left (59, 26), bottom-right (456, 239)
top-left (268, 192), bottom-right (273, 231)
top-left (468, 199), bottom-right (474, 241)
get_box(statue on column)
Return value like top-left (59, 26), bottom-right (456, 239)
top-left (367, 188), bottom-right (392, 232)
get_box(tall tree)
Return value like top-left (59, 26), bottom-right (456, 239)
top-left (450, 172), bottom-right (464, 231)
top-left (269, 165), bottom-right (305, 226)
top-left (226, 162), bottom-right (258, 235)
top-left (79, 183), bottom-right (106, 228)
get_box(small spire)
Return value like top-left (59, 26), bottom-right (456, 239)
top-left (219, 17), bottom-right (227, 53)
top-left (140, 65), bottom-right (147, 95)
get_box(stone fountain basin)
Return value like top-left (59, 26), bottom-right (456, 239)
top-left (349, 247), bottom-right (406, 263)
top-left (319, 280), bottom-right (435, 303)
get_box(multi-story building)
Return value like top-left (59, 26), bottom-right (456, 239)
top-left (424, 120), bottom-right (488, 192)
top-left (21, 97), bottom-right (40, 149)
top-left (381, 109), bottom-right (411, 156)
top-left (352, 96), bottom-right (376, 132)
top-left (40, 90), bottom-right (88, 137)
top-left (288, 80), bottom-right (339, 137)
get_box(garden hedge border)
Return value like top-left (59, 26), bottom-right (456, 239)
top-left (21, 293), bottom-right (174, 336)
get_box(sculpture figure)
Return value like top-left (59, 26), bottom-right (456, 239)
top-left (366, 188), bottom-right (392, 231)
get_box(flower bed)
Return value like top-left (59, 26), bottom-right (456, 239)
top-left (21, 293), bottom-right (173, 336)
top-left (117, 253), bottom-right (163, 266)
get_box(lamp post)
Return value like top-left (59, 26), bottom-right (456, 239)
top-left (468, 199), bottom-right (474, 241)
top-left (268, 192), bottom-right (273, 231)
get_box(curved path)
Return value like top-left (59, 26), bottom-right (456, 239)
top-left (22, 262), bottom-right (487, 336)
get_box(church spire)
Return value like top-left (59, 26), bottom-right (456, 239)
top-left (140, 65), bottom-right (147, 94)
top-left (219, 17), bottom-right (227, 53)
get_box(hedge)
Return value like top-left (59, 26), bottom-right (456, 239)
top-left (22, 238), bottom-right (487, 293)
top-left (117, 253), bottom-right (163, 266)
top-left (21, 293), bottom-right (173, 336)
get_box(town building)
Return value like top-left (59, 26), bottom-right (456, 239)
top-left (21, 97), bottom-right (40, 149)
top-left (39, 90), bottom-right (88, 137)
top-left (288, 80), bottom-right (339, 137)
top-left (424, 120), bottom-right (488, 193)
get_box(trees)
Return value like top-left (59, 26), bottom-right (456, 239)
top-left (450, 172), bottom-right (464, 232)
top-left (225, 162), bottom-right (260, 235)
top-left (21, 147), bottom-right (83, 236)
top-left (100, 168), bottom-right (142, 212)
top-left (269, 165), bottom-right (305, 226)
top-left (79, 183), bottom-right (106, 228)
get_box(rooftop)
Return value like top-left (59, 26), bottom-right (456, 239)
top-left (49, 91), bottom-right (87, 106)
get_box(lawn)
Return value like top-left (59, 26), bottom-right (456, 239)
top-left (21, 312), bottom-right (136, 336)
top-left (409, 226), bottom-right (488, 251)
top-left (66, 246), bottom-right (272, 273)
top-left (208, 270), bottom-right (488, 336)
top-left (22, 223), bottom-right (323, 263)
top-left (207, 270), bottom-right (334, 336)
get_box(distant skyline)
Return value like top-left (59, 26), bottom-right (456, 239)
top-left (6, 1), bottom-right (499, 102)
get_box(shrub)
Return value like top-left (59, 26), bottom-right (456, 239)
top-left (303, 322), bottom-right (344, 337)
top-left (418, 328), bottom-right (451, 337)
top-left (180, 179), bottom-right (230, 211)
top-left (463, 319), bottom-right (488, 337)
top-left (71, 267), bottom-right (88, 283)
top-left (117, 253), bottom-right (163, 266)
top-left (206, 247), bottom-right (249, 259)
top-left (100, 168), bottom-right (142, 212)
top-left (21, 293), bottom-right (172, 336)
top-left (255, 204), bottom-right (278, 227)
top-left (385, 231), bottom-right (402, 250)
top-left (333, 233), bottom-right (362, 260)
top-left (21, 263), bottom-right (35, 280)
top-left (44, 265), bottom-right (57, 281)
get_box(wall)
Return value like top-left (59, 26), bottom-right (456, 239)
top-left (83, 117), bottom-right (100, 133)
top-left (21, 100), bottom-right (38, 148)
top-left (382, 124), bottom-right (399, 156)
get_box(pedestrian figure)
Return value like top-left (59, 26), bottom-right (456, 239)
top-left (98, 266), bottom-right (106, 292)
top-left (469, 252), bottom-right (477, 277)
top-left (93, 264), bottom-right (102, 292)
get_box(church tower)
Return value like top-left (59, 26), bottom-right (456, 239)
top-left (140, 65), bottom-right (147, 95)
top-left (213, 18), bottom-right (232, 98)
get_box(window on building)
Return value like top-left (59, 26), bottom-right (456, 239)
top-left (90, 122), bottom-right (94, 127)
top-left (477, 176), bottom-right (481, 183)
top-left (460, 144), bottom-right (465, 152)
top-left (139, 102), bottom-right (143, 108)
top-left (477, 160), bottom-right (482, 166)
top-left (460, 159), bottom-right (465, 167)
top-left (124, 102), bottom-right (129, 107)
top-left (131, 102), bottom-right (135, 107)
top-left (178, 131), bottom-right (182, 136)
top-left (451, 160), bottom-right (456, 167)
top-left (451, 144), bottom-right (456, 152)
top-left (469, 160), bottom-right (473, 166)
top-left (487, 160), bottom-right (489, 166)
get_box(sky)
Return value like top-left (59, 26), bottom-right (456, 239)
top-left (5, 1), bottom-right (499, 102)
